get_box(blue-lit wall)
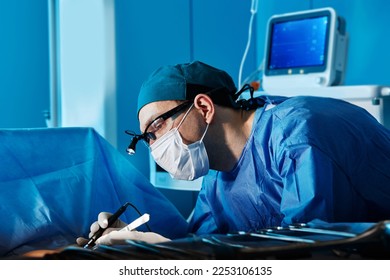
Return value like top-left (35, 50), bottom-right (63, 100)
top-left (0, 0), bottom-right (49, 128)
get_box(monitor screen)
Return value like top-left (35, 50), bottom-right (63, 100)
top-left (266, 12), bottom-right (331, 75)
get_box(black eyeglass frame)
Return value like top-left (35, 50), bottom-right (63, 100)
top-left (143, 100), bottom-right (193, 141)
top-left (125, 100), bottom-right (192, 154)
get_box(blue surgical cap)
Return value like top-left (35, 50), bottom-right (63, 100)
top-left (137, 61), bottom-right (237, 116)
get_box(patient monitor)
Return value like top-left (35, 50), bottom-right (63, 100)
top-left (262, 7), bottom-right (348, 92)
top-left (259, 7), bottom-right (390, 129)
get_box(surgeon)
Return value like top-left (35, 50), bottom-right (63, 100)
top-left (78, 60), bottom-right (390, 246)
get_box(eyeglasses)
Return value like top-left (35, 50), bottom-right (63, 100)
top-left (125, 101), bottom-right (192, 154)
top-left (144, 101), bottom-right (193, 142)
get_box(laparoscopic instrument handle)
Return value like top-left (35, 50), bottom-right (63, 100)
top-left (83, 203), bottom-right (129, 249)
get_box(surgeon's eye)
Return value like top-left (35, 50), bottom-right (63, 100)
top-left (154, 121), bottom-right (164, 130)
top-left (148, 118), bottom-right (165, 133)
top-left (144, 132), bottom-right (156, 144)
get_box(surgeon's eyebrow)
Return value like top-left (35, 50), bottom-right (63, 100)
top-left (141, 101), bottom-right (186, 132)
top-left (141, 112), bottom-right (163, 132)
top-left (140, 121), bottom-right (151, 133)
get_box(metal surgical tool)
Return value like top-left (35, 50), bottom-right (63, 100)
top-left (287, 225), bottom-right (357, 238)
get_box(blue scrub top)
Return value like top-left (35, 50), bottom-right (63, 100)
top-left (189, 95), bottom-right (390, 234)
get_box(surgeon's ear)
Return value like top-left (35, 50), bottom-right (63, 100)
top-left (193, 94), bottom-right (214, 124)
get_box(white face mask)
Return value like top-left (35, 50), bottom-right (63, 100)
top-left (150, 105), bottom-right (209, 181)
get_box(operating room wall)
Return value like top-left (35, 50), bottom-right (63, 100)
top-left (255, 0), bottom-right (390, 86)
top-left (0, 0), bottom-right (49, 128)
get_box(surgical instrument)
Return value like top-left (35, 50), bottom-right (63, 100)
top-left (120, 213), bottom-right (150, 232)
top-left (84, 202), bottom-right (131, 249)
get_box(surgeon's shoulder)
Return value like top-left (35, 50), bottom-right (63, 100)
top-left (288, 95), bottom-right (354, 108)
top-left (270, 95), bottom-right (348, 118)
top-left (263, 96), bottom-right (335, 141)
top-left (265, 95), bottom-right (310, 120)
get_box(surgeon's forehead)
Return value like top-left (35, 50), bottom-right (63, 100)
top-left (138, 100), bottom-right (181, 132)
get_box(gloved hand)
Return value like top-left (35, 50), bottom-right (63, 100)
top-left (76, 211), bottom-right (128, 246)
top-left (95, 230), bottom-right (171, 245)
top-left (76, 212), bottom-right (171, 246)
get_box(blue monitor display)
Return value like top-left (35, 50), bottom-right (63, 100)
top-left (266, 12), bottom-right (331, 75)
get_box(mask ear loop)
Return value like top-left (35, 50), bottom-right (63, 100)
top-left (176, 103), bottom-right (195, 129)
top-left (177, 103), bottom-right (209, 143)
top-left (200, 123), bottom-right (209, 142)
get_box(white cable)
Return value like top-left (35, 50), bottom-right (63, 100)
top-left (242, 59), bottom-right (264, 86)
top-left (238, 0), bottom-right (258, 89)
